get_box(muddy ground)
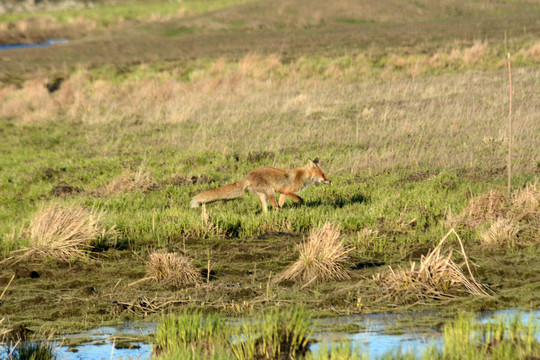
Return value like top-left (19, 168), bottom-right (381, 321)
top-left (1, 232), bottom-right (539, 335)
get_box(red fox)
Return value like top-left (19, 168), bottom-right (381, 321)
top-left (190, 159), bottom-right (330, 213)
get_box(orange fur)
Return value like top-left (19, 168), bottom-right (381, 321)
top-left (190, 159), bottom-right (330, 212)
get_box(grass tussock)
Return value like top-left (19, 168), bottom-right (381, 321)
top-left (154, 310), bottom-right (226, 356)
top-left (456, 190), bottom-right (508, 227)
top-left (231, 306), bottom-right (313, 360)
top-left (423, 312), bottom-right (540, 360)
top-left (274, 223), bottom-right (352, 285)
top-left (146, 252), bottom-right (201, 289)
top-left (373, 230), bottom-right (491, 303)
top-left (479, 218), bottom-right (521, 247)
top-left (455, 184), bottom-right (540, 246)
top-left (102, 168), bottom-right (158, 195)
top-left (7, 204), bottom-right (115, 263)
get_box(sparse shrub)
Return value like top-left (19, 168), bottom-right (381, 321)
top-left (273, 223), bottom-right (352, 285)
top-left (146, 252), bottom-right (201, 288)
top-left (8, 203), bottom-right (115, 263)
top-left (373, 230), bottom-right (490, 303)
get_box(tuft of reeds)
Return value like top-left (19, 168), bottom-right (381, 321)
top-left (146, 252), bottom-right (202, 289)
top-left (273, 223), bottom-right (352, 285)
top-left (6, 204), bottom-right (115, 264)
top-left (373, 229), bottom-right (491, 303)
top-left (154, 310), bottom-right (226, 356)
top-left (230, 306), bottom-right (313, 360)
top-left (1, 328), bottom-right (59, 360)
top-left (422, 312), bottom-right (540, 359)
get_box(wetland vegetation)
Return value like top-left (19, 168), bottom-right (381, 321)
top-left (0, 0), bottom-right (539, 358)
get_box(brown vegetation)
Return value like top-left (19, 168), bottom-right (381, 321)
top-left (8, 203), bottom-right (115, 263)
top-left (454, 184), bottom-right (540, 246)
top-left (373, 230), bottom-right (491, 303)
top-left (145, 252), bottom-right (201, 289)
top-left (101, 168), bottom-right (158, 195)
top-left (274, 223), bottom-right (352, 285)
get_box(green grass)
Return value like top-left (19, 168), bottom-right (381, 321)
top-left (0, 0), bottom-right (260, 27)
top-left (419, 312), bottom-right (540, 360)
top-left (152, 309), bottom-right (540, 359)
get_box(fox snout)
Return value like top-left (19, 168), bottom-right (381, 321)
top-left (317, 176), bottom-right (331, 185)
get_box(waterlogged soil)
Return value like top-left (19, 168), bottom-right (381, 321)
top-left (1, 234), bottom-right (539, 335)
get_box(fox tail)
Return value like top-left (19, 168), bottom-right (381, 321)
top-left (190, 179), bottom-right (248, 208)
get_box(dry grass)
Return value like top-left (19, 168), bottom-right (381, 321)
top-left (101, 168), bottom-right (158, 195)
top-left (274, 223), bottom-right (352, 285)
top-left (7, 203), bottom-right (115, 263)
top-left (0, 53), bottom-right (538, 175)
top-left (373, 229), bottom-right (491, 303)
top-left (479, 217), bottom-right (521, 247)
top-left (453, 184), bottom-right (540, 246)
top-left (454, 190), bottom-right (508, 227)
top-left (511, 183), bottom-right (540, 222)
top-left (146, 252), bottom-right (201, 289)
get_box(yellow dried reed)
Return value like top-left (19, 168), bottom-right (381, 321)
top-left (274, 223), bottom-right (352, 285)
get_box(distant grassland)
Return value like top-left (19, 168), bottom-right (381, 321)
top-left (0, 0), bottom-right (258, 25)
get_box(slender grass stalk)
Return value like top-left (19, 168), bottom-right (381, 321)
top-left (507, 53), bottom-right (513, 198)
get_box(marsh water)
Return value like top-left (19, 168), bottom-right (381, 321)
top-left (0, 39), bottom-right (67, 50)
top-left (44, 308), bottom-right (540, 359)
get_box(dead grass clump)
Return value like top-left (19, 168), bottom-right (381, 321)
top-left (102, 168), bottom-right (158, 195)
top-left (10, 204), bottom-right (115, 263)
top-left (457, 190), bottom-right (508, 227)
top-left (479, 218), bottom-right (521, 247)
top-left (453, 184), bottom-right (539, 246)
top-left (510, 183), bottom-right (540, 222)
top-left (373, 230), bottom-right (491, 303)
top-left (146, 252), bottom-right (202, 289)
top-left (274, 223), bottom-right (352, 285)
top-left (463, 41), bottom-right (488, 66)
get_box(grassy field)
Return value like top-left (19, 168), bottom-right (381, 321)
top-left (0, 0), bottom-right (539, 351)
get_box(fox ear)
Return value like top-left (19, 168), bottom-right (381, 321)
top-left (307, 159), bottom-right (317, 168)
top-left (313, 158), bottom-right (319, 164)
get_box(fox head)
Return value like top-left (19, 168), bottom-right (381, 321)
top-left (307, 158), bottom-right (331, 185)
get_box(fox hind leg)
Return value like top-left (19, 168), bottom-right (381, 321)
top-left (278, 193), bottom-right (287, 207)
top-left (266, 190), bottom-right (279, 210)
top-left (256, 192), bottom-right (269, 213)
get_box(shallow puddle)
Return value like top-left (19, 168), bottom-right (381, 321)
top-left (6, 309), bottom-right (539, 359)
top-left (0, 39), bottom-right (67, 50)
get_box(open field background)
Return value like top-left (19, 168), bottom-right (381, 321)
top-left (0, 0), bottom-right (539, 344)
